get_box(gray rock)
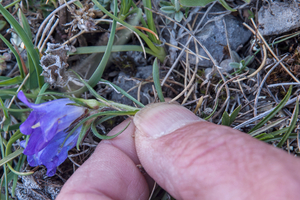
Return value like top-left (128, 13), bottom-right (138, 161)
top-left (10, 169), bottom-right (62, 200)
top-left (180, 6), bottom-right (252, 67)
top-left (258, 2), bottom-right (300, 36)
top-left (219, 59), bottom-right (234, 73)
top-left (111, 66), bottom-right (154, 106)
top-left (204, 59), bottom-right (234, 78)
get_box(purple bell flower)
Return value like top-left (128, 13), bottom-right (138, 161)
top-left (18, 91), bottom-right (86, 176)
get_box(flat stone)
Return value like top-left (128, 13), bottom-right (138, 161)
top-left (111, 66), bottom-right (153, 106)
top-left (180, 5), bottom-right (252, 67)
top-left (258, 2), bottom-right (300, 36)
top-left (204, 59), bottom-right (233, 78)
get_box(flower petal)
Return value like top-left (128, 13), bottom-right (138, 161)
top-left (18, 91), bottom-right (75, 112)
top-left (39, 105), bottom-right (84, 141)
top-left (20, 111), bottom-right (42, 135)
top-left (24, 126), bottom-right (82, 176)
top-left (23, 127), bottom-right (49, 155)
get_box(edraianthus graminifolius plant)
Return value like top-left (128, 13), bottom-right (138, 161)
top-left (18, 91), bottom-right (87, 176)
top-left (18, 89), bottom-right (139, 176)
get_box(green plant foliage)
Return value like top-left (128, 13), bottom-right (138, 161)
top-left (179, 0), bottom-right (215, 7)
top-left (277, 98), bottom-right (299, 148)
top-left (179, 0), bottom-right (250, 11)
top-left (160, 0), bottom-right (185, 22)
top-left (249, 117), bottom-right (288, 137)
top-left (153, 58), bottom-right (165, 102)
top-left (248, 86), bottom-right (292, 133)
top-left (91, 119), bottom-right (131, 139)
top-left (255, 127), bottom-right (289, 141)
top-left (0, 4), bottom-right (43, 88)
top-left (0, 20), bottom-right (6, 31)
top-left (221, 105), bottom-right (241, 126)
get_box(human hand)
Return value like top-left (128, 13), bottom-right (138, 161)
top-left (57, 102), bottom-right (300, 200)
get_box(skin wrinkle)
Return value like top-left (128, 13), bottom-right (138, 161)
top-left (59, 143), bottom-right (149, 200)
top-left (161, 124), bottom-right (236, 199)
top-left (140, 120), bottom-right (300, 199)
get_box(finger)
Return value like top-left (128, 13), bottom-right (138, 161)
top-left (57, 119), bottom-right (149, 200)
top-left (134, 103), bottom-right (300, 200)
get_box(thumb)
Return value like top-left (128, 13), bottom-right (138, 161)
top-left (133, 103), bottom-right (300, 200)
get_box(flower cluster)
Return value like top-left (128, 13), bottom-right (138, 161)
top-left (18, 91), bottom-right (86, 176)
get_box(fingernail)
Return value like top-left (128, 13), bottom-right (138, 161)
top-left (134, 102), bottom-right (203, 138)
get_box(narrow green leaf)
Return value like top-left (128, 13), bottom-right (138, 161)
top-left (277, 98), bottom-right (299, 148)
top-left (76, 123), bottom-right (90, 150)
top-left (249, 86), bottom-right (292, 133)
top-left (1, 172), bottom-right (14, 187)
top-left (72, 0), bottom-right (118, 95)
top-left (0, 34), bottom-right (24, 78)
top-left (153, 58), bottom-right (165, 102)
top-left (160, 1), bottom-right (172, 7)
top-left (0, 76), bottom-right (10, 80)
top-left (0, 20), bottom-right (6, 31)
top-left (221, 111), bottom-right (230, 126)
top-left (100, 79), bottom-right (145, 107)
top-left (0, 123), bottom-right (21, 132)
top-left (255, 127), bottom-right (289, 141)
top-left (142, 0), bottom-right (160, 43)
top-left (0, 4), bottom-right (43, 88)
top-left (0, 76), bottom-right (23, 86)
top-left (91, 0), bottom-right (163, 57)
top-left (160, 6), bottom-right (176, 14)
top-left (229, 105), bottom-right (241, 125)
top-left (0, 192), bottom-right (13, 200)
top-left (35, 83), bottom-right (49, 104)
top-left (204, 99), bottom-right (218, 120)
top-left (0, 148), bottom-right (24, 167)
top-left (73, 0), bottom-right (83, 8)
top-left (27, 52), bottom-right (39, 89)
top-left (179, 0), bottom-right (215, 7)
top-left (11, 154), bottom-right (26, 196)
top-left (0, 97), bottom-right (9, 118)
top-left (4, 0), bottom-right (21, 9)
top-left (65, 110), bottom-right (138, 146)
top-left (0, 134), bottom-right (9, 200)
top-left (19, 10), bottom-right (32, 39)
top-left (263, 133), bottom-right (297, 143)
top-left (250, 117), bottom-right (288, 137)
top-left (91, 120), bottom-right (131, 139)
top-left (68, 45), bottom-right (157, 58)
top-left (218, 0), bottom-right (236, 11)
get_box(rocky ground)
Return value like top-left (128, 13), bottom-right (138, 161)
top-left (1, 0), bottom-right (300, 199)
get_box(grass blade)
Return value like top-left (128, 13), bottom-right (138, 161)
top-left (18, 10), bottom-right (32, 39)
top-left (100, 79), bottom-right (145, 107)
top-left (250, 117), bottom-right (288, 137)
top-left (221, 111), bottom-right (230, 126)
top-left (249, 86), bottom-right (292, 133)
top-left (71, 0), bottom-right (118, 95)
top-left (204, 99), bottom-right (218, 120)
top-left (0, 148), bottom-right (24, 167)
top-left (0, 134), bottom-right (9, 200)
top-left (229, 105), bottom-right (241, 125)
top-left (0, 34), bottom-right (24, 78)
top-left (76, 124), bottom-right (89, 150)
top-left (153, 58), bottom-right (165, 102)
top-left (91, 120), bottom-right (131, 140)
top-left (68, 45), bottom-right (156, 57)
top-left (0, 76), bottom-right (23, 86)
top-left (255, 127), bottom-right (288, 141)
top-left (0, 4), bottom-right (43, 88)
top-left (277, 97), bottom-right (299, 148)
